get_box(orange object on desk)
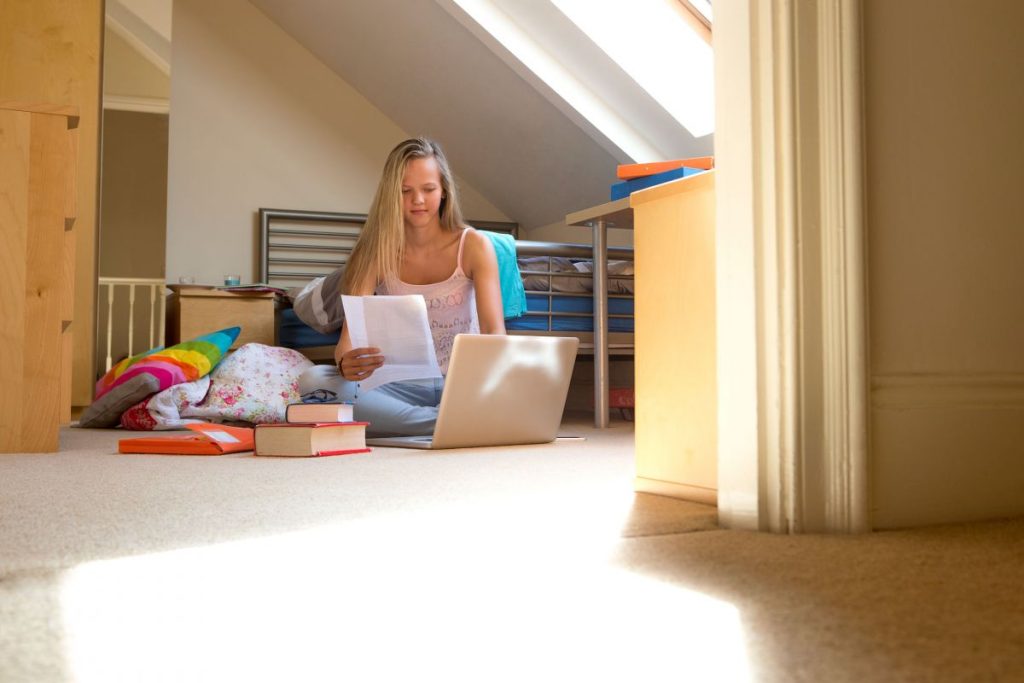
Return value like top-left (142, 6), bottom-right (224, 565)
top-left (616, 156), bottom-right (715, 180)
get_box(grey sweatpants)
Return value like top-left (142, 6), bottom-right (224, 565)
top-left (297, 365), bottom-right (443, 437)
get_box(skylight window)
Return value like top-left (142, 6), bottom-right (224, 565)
top-left (442, 0), bottom-right (714, 161)
top-left (550, 0), bottom-right (715, 138)
top-left (448, 0), bottom-right (665, 161)
top-left (686, 0), bottom-right (713, 25)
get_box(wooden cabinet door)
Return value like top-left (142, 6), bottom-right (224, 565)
top-left (0, 103), bottom-right (78, 452)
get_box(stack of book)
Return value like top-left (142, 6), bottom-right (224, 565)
top-left (254, 401), bottom-right (371, 457)
top-left (610, 156), bottom-right (714, 201)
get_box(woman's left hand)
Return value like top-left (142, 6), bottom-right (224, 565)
top-left (338, 346), bottom-right (384, 382)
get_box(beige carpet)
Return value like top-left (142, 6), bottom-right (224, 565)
top-left (1, 413), bottom-right (1021, 682)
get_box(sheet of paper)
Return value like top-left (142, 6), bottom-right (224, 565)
top-left (341, 295), bottom-right (442, 393)
top-left (203, 430), bottom-right (240, 443)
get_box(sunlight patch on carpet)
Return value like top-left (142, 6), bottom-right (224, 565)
top-left (59, 491), bottom-right (750, 681)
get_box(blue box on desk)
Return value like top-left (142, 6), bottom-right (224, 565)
top-left (609, 166), bottom-right (704, 200)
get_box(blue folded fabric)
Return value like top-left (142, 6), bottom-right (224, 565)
top-left (480, 230), bottom-right (528, 319)
top-left (610, 166), bottom-right (705, 200)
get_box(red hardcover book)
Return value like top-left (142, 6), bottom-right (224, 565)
top-left (616, 156), bottom-right (715, 180)
top-left (254, 422), bottom-right (371, 457)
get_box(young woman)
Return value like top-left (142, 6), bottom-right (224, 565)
top-left (299, 137), bottom-right (505, 436)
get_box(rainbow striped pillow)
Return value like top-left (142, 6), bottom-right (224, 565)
top-left (95, 327), bottom-right (240, 401)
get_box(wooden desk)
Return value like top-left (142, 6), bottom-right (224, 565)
top-left (565, 197), bottom-right (634, 428)
top-left (167, 287), bottom-right (279, 349)
top-left (630, 171), bottom-right (717, 504)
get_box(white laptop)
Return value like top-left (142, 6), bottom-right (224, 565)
top-left (366, 334), bottom-right (579, 450)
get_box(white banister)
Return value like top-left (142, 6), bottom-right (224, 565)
top-left (97, 277), bottom-right (168, 372)
top-left (105, 283), bottom-right (115, 372)
top-left (128, 284), bottom-right (136, 359)
top-left (149, 285), bottom-right (158, 349)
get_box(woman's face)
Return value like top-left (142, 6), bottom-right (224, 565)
top-left (401, 157), bottom-right (444, 230)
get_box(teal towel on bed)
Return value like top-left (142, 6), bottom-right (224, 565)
top-left (480, 230), bottom-right (527, 319)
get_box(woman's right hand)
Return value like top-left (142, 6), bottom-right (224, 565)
top-left (338, 346), bottom-right (384, 382)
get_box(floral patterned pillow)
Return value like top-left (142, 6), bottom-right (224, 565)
top-left (120, 344), bottom-right (313, 430)
top-left (187, 343), bottom-right (312, 423)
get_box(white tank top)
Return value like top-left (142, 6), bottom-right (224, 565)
top-left (376, 228), bottom-right (479, 373)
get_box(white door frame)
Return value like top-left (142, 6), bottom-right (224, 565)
top-left (714, 0), bottom-right (870, 533)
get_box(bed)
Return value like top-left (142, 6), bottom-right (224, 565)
top-left (258, 208), bottom-right (634, 426)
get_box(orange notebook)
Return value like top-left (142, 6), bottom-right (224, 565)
top-left (616, 156), bottom-right (715, 180)
top-left (118, 423), bottom-right (255, 455)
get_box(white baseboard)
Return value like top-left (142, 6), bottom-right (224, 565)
top-left (871, 373), bottom-right (1024, 528)
top-left (872, 373), bottom-right (1024, 409)
top-left (634, 477), bottom-right (717, 506)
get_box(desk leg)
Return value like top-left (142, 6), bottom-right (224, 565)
top-left (593, 218), bottom-right (609, 428)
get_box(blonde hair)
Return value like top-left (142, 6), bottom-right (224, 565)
top-left (343, 137), bottom-right (465, 293)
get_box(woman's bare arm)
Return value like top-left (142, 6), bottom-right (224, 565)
top-left (463, 229), bottom-right (506, 335)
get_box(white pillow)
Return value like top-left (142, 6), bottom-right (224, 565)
top-left (518, 256), bottom-right (590, 293)
top-left (291, 268), bottom-right (346, 333)
top-left (572, 259), bottom-right (635, 294)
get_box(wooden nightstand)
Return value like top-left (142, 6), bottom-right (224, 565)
top-left (167, 287), bottom-right (280, 349)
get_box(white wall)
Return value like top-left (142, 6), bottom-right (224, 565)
top-left (167, 0), bottom-right (508, 285)
top-left (863, 1), bottom-right (1024, 527)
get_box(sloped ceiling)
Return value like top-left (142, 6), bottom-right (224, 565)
top-left (248, 0), bottom-right (633, 230)
top-left (114, 0), bottom-right (713, 231)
